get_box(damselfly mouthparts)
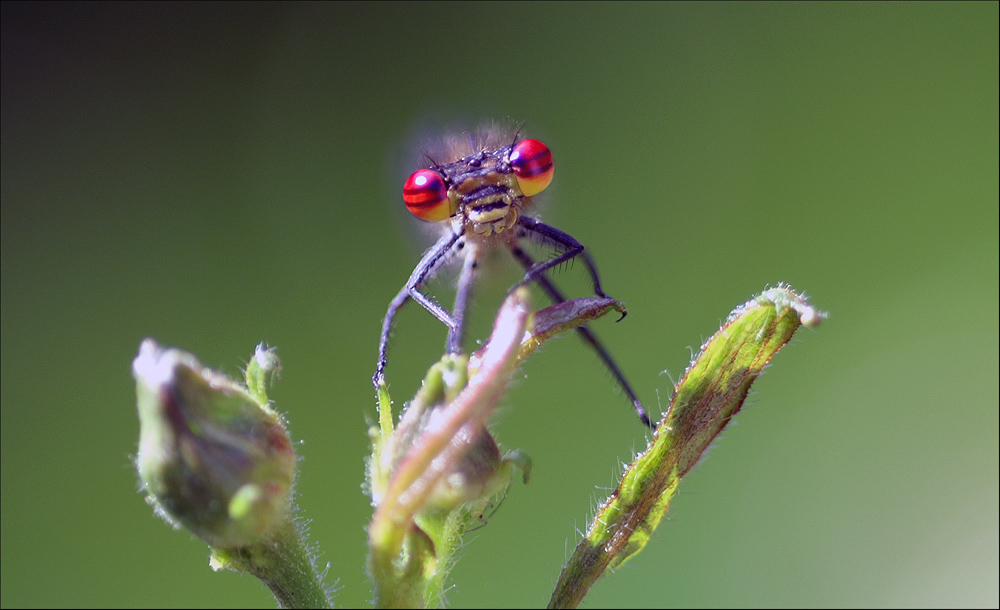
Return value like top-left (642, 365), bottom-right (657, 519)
top-left (374, 126), bottom-right (651, 428)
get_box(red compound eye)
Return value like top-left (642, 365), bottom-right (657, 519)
top-left (509, 138), bottom-right (554, 196)
top-left (403, 169), bottom-right (452, 222)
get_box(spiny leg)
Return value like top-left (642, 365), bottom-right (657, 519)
top-left (511, 216), bottom-right (591, 294)
top-left (374, 285), bottom-right (412, 388)
top-left (447, 242), bottom-right (480, 355)
top-left (374, 229), bottom-right (463, 388)
top-left (509, 241), bottom-right (653, 429)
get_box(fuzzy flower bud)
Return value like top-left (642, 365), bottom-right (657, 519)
top-left (133, 339), bottom-right (295, 548)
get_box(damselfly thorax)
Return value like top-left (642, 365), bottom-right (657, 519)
top-left (375, 127), bottom-right (651, 427)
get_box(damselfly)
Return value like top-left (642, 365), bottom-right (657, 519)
top-left (374, 126), bottom-right (651, 427)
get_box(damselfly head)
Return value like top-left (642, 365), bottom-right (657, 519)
top-left (402, 128), bottom-right (555, 238)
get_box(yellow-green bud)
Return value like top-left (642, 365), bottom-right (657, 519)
top-left (133, 339), bottom-right (295, 548)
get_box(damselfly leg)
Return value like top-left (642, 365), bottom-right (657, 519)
top-left (507, 244), bottom-right (650, 428)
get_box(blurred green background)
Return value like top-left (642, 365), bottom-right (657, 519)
top-left (2, 3), bottom-right (996, 607)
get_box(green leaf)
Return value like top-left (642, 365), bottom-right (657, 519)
top-left (549, 285), bottom-right (825, 608)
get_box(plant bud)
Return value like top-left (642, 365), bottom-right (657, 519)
top-left (133, 339), bottom-right (295, 548)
